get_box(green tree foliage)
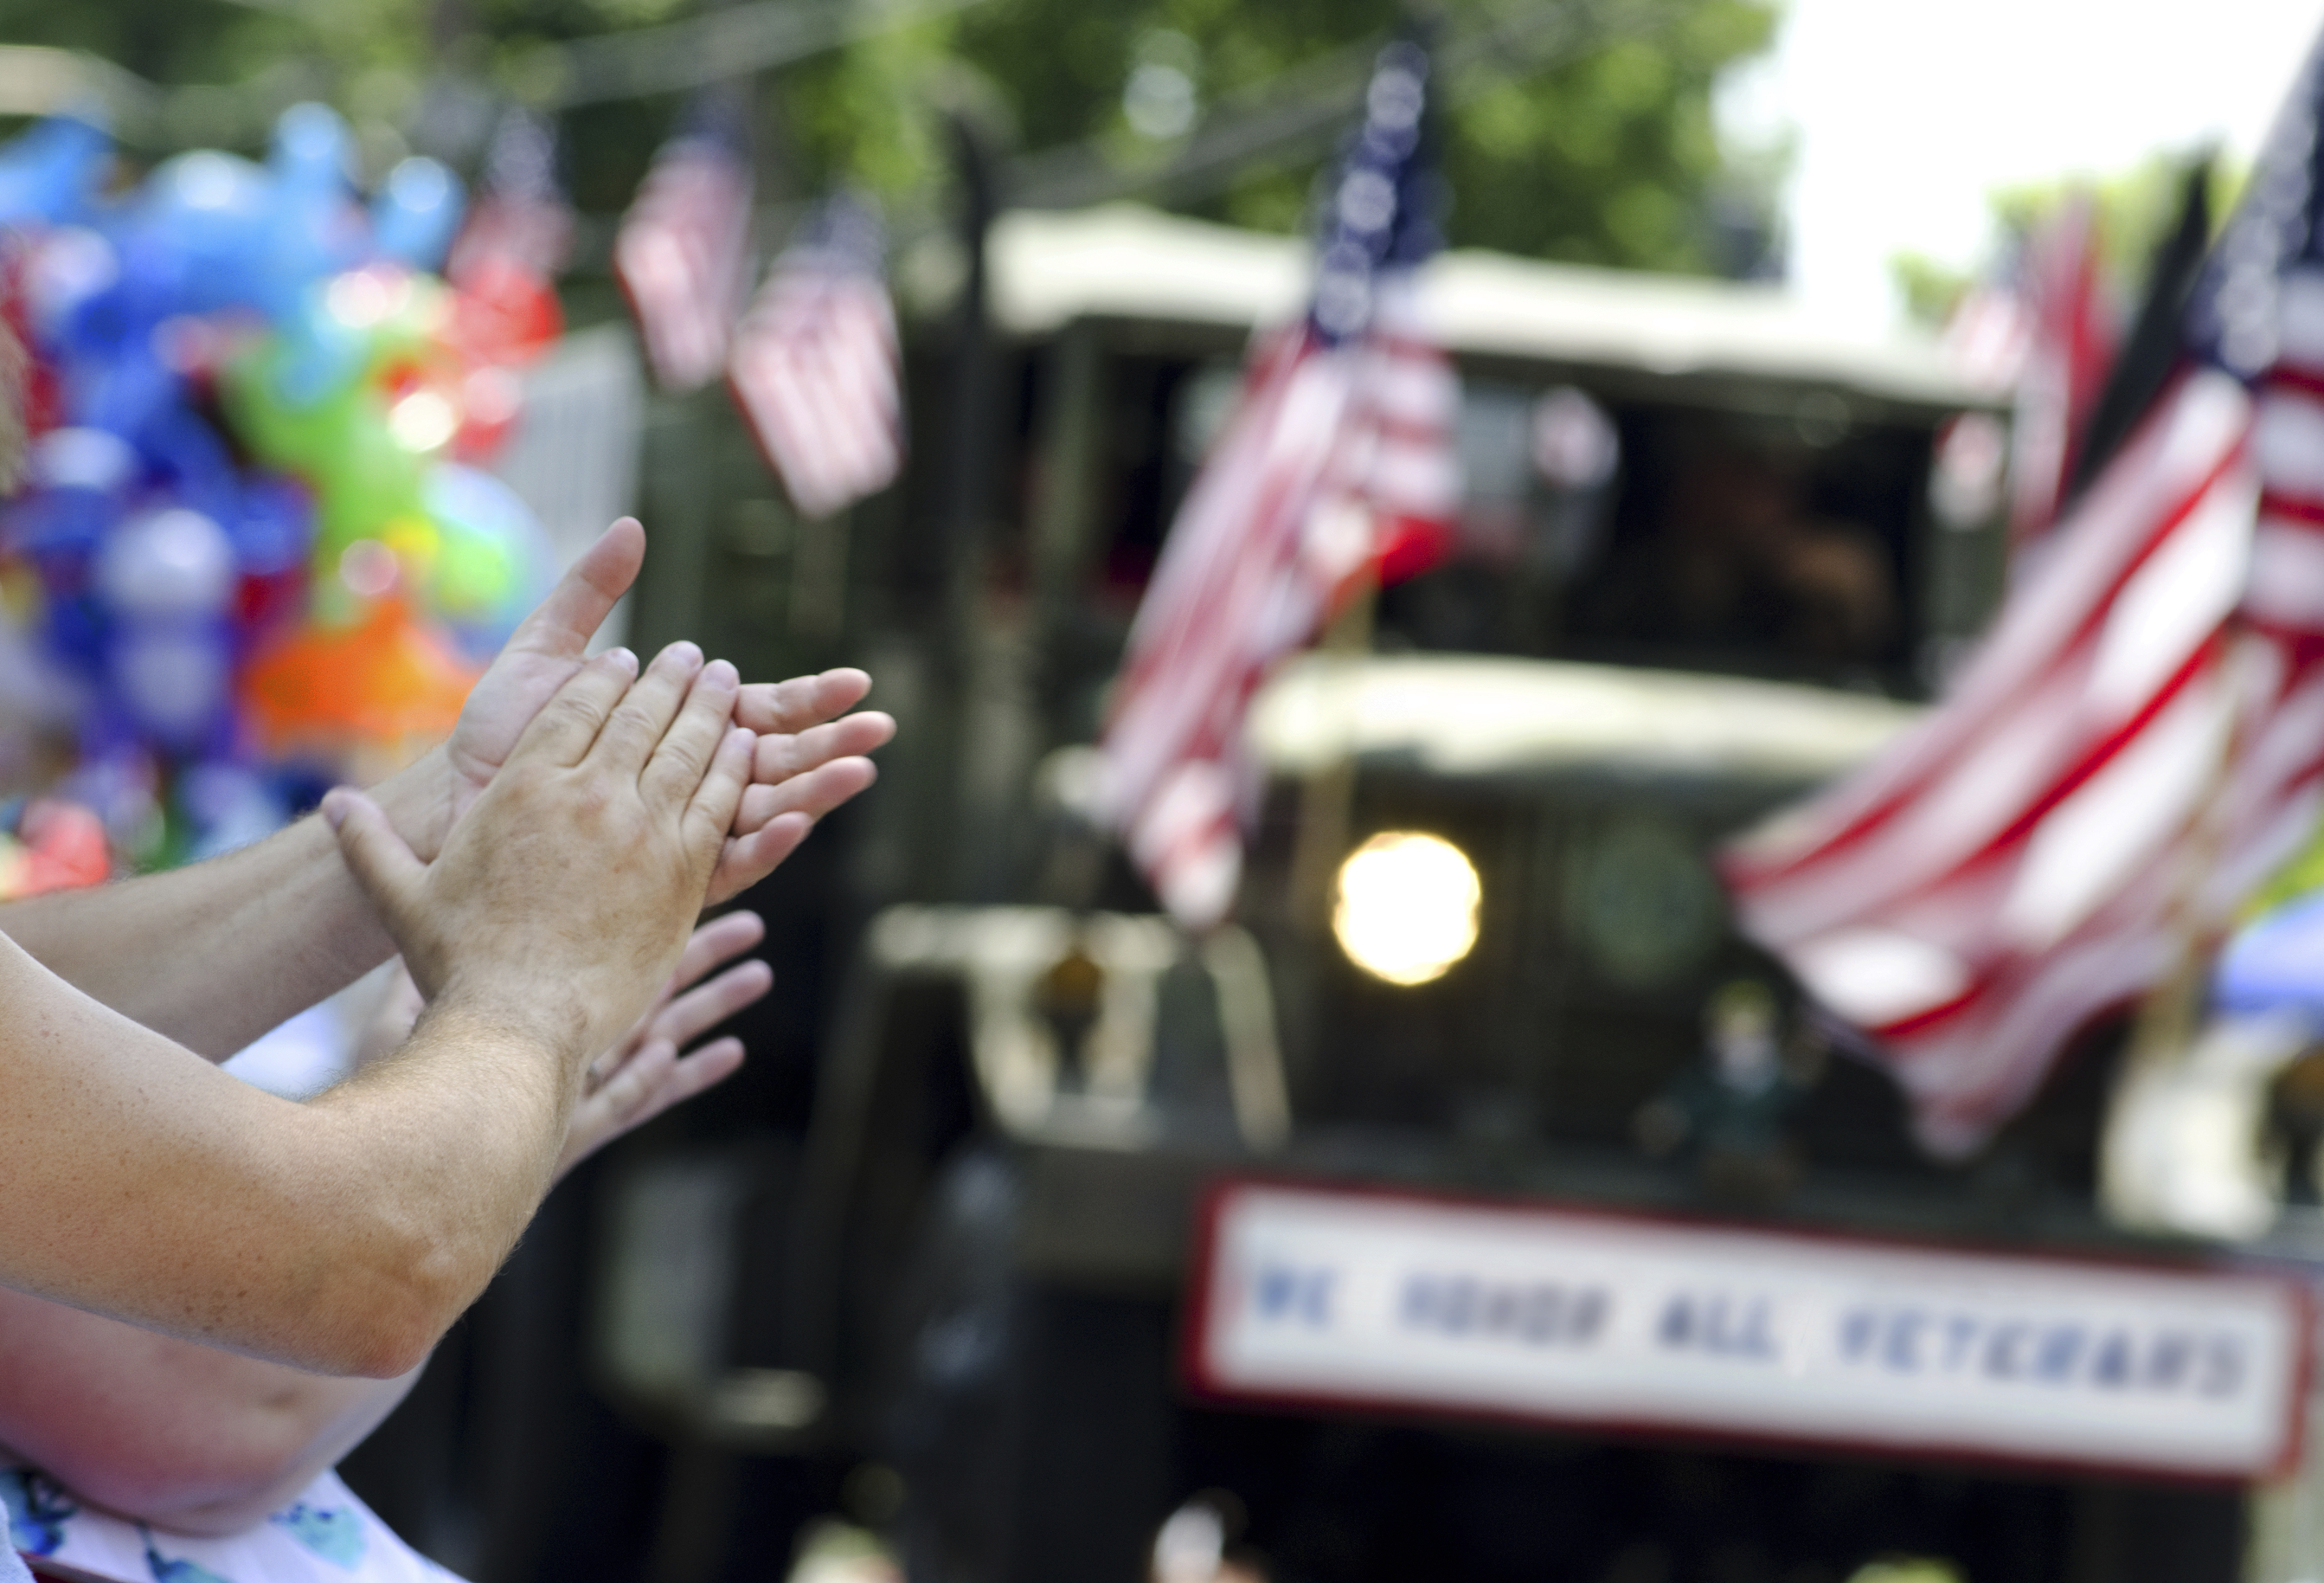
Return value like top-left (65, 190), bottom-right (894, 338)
top-left (0, 0), bottom-right (1780, 277)
top-left (788, 0), bottom-right (1781, 273)
top-left (1891, 149), bottom-right (2240, 328)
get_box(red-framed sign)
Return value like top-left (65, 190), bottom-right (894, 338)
top-left (1184, 1180), bottom-right (2313, 1483)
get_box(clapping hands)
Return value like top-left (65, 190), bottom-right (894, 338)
top-left (433, 517), bottom-right (893, 904)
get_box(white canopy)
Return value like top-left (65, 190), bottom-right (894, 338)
top-left (988, 203), bottom-right (1984, 410)
top-left (1247, 653), bottom-right (1922, 785)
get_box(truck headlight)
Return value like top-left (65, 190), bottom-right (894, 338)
top-left (1332, 832), bottom-right (1480, 987)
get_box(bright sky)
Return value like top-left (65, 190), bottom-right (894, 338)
top-left (1719, 0), bottom-right (2324, 328)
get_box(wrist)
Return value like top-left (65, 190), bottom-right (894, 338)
top-left (367, 746), bottom-right (456, 865)
top-left (428, 973), bottom-right (600, 1081)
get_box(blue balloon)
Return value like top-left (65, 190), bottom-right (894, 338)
top-left (232, 473), bottom-right (315, 580)
top-left (371, 158), bottom-right (465, 273)
top-left (420, 462), bottom-right (554, 661)
top-left (270, 103), bottom-right (355, 193)
top-left (136, 406), bottom-right (242, 530)
top-left (260, 104), bottom-right (365, 322)
top-left (0, 114), bottom-right (108, 231)
top-left (93, 505), bottom-right (239, 752)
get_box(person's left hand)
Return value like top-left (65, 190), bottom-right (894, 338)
top-left (354, 911), bottom-right (773, 1179)
top-left (429, 518), bottom-right (893, 903)
top-left (557, 910), bottom-right (771, 1177)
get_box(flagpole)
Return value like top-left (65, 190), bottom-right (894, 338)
top-left (2100, 634), bottom-right (2256, 1226)
top-left (1287, 566), bottom-right (1379, 933)
top-left (938, 110), bottom-right (1003, 903)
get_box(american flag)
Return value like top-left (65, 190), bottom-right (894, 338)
top-left (727, 193), bottom-right (902, 520)
top-left (446, 111), bottom-right (574, 287)
top-left (613, 98), bottom-right (754, 394)
top-left (2006, 193), bottom-right (2116, 554)
top-left (1100, 40), bottom-right (1462, 930)
top-left (1721, 33), bottom-right (2324, 1157)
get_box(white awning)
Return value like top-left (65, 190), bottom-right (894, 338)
top-left (989, 203), bottom-right (1984, 409)
top-left (1247, 653), bottom-right (1922, 785)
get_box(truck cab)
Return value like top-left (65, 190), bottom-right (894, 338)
top-left (590, 204), bottom-right (2302, 1583)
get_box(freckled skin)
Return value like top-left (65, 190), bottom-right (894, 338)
top-left (0, 642), bottom-right (753, 1381)
top-left (0, 523), bottom-right (892, 1396)
top-left (0, 914), bottom-right (772, 1537)
top-left (0, 519), bottom-right (890, 1063)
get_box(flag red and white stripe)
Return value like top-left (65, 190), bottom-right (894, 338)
top-left (2007, 194), bottom-right (2118, 553)
top-left (447, 192), bottom-right (572, 286)
top-left (1101, 329), bottom-right (1356, 930)
top-left (1724, 319), bottom-right (2324, 1155)
top-left (2218, 267), bottom-right (2324, 911)
top-left (729, 228), bottom-right (902, 520)
top-left (613, 134), bottom-right (753, 394)
top-left (1101, 286), bottom-right (1461, 930)
top-left (1723, 370), bottom-right (2250, 1154)
top-left (1723, 23), bottom-right (2324, 1157)
top-left (1101, 38), bottom-right (1460, 931)
top-left (1942, 280), bottom-right (2032, 398)
top-left (1330, 291), bottom-right (1461, 586)
top-left (446, 111), bottom-right (572, 286)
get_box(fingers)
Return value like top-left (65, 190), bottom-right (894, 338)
top-left (601, 1037), bottom-right (747, 1134)
top-left (704, 811), bottom-right (814, 907)
top-left (683, 726), bottom-right (756, 866)
top-left (735, 668), bottom-right (872, 737)
top-left (505, 647), bottom-right (642, 767)
top-left (322, 788), bottom-right (428, 944)
top-left (639, 660), bottom-right (741, 809)
top-left (735, 756), bottom-right (879, 835)
top-left (661, 1037), bottom-right (746, 1106)
top-left (587, 640), bottom-right (704, 779)
top-left (667, 911), bottom-right (767, 999)
top-left (559, 1034), bottom-right (746, 1180)
top-left (502, 518), bottom-right (646, 661)
top-left (652, 958), bottom-right (773, 1052)
top-left (751, 711), bottom-right (896, 789)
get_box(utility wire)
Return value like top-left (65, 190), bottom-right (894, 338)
top-left (507, 0), bottom-right (990, 109)
top-left (0, 0), bottom-right (988, 149)
top-left (1004, 0), bottom-right (1697, 212)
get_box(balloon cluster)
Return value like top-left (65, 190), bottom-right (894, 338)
top-left (0, 105), bottom-right (560, 872)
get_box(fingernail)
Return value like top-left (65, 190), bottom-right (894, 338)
top-left (670, 640), bottom-right (704, 670)
top-left (607, 647), bottom-right (639, 675)
top-left (705, 659), bottom-right (739, 688)
top-left (729, 725), bottom-right (754, 752)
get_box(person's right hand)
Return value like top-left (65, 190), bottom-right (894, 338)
top-left (421, 518), bottom-right (895, 904)
top-left (321, 641), bottom-right (753, 1073)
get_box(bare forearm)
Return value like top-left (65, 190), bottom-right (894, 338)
top-left (0, 1280), bottom-right (421, 1537)
top-left (0, 752), bottom-right (453, 1059)
top-left (140, 1370), bottom-right (417, 1536)
top-left (0, 940), bottom-right (583, 1377)
top-left (119, 1364), bottom-right (417, 1536)
top-left (0, 816), bottom-right (392, 1058)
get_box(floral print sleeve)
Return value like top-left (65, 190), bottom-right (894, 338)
top-left (1, 1470), bottom-right (461, 1583)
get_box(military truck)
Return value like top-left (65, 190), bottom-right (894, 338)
top-left (358, 205), bottom-right (2314, 1583)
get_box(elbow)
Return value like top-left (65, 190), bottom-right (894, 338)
top-left (324, 1311), bottom-right (438, 1382)
top-left (277, 1103), bottom-right (539, 1377)
top-left (319, 1264), bottom-right (465, 1380)
top-left (300, 1219), bottom-right (486, 1380)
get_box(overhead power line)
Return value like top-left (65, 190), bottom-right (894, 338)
top-left (0, 0), bottom-right (988, 150)
top-left (1004, 0), bottom-right (1699, 213)
top-left (505, 0), bottom-right (990, 109)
